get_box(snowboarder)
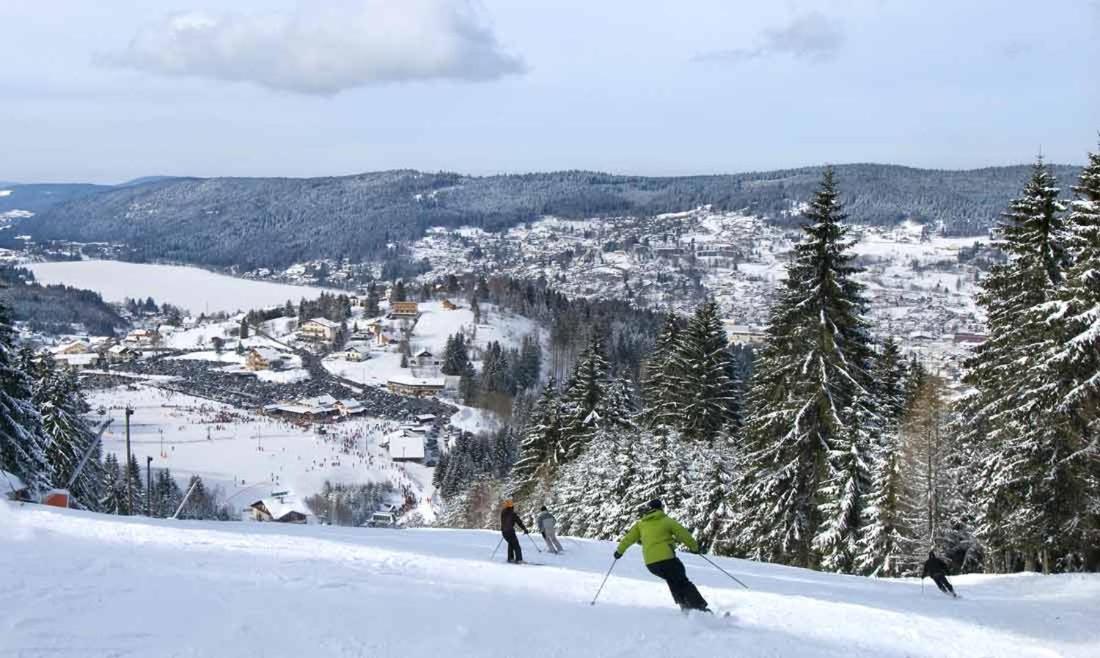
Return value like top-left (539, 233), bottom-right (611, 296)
top-left (614, 499), bottom-right (709, 612)
top-left (922, 550), bottom-right (957, 598)
top-left (536, 505), bottom-right (564, 554)
top-left (500, 499), bottom-right (530, 564)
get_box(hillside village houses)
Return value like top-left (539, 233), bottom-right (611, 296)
top-left (246, 347), bottom-right (285, 371)
top-left (340, 343), bottom-right (372, 362)
top-left (262, 394), bottom-right (367, 423)
top-left (297, 317), bottom-right (341, 346)
top-left (124, 328), bottom-right (160, 348)
top-left (386, 376), bottom-right (447, 398)
top-left (389, 301), bottom-right (419, 320)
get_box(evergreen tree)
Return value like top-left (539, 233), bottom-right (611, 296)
top-left (514, 335), bottom-right (543, 391)
top-left (640, 311), bottom-right (681, 424)
top-left (365, 282), bottom-right (381, 317)
top-left (37, 361), bottom-right (104, 510)
top-left (391, 280), bottom-right (407, 303)
top-left (659, 301), bottom-right (740, 442)
top-left (100, 453), bottom-right (127, 514)
top-left (558, 334), bottom-right (612, 459)
top-left (509, 379), bottom-right (561, 499)
top-left (239, 319), bottom-right (250, 339)
top-left (441, 333), bottom-right (471, 376)
top-left (627, 428), bottom-right (690, 520)
top-left (960, 159), bottom-right (1078, 573)
top-left (0, 303), bottom-right (52, 495)
top-left (684, 445), bottom-right (736, 555)
top-left (734, 168), bottom-right (876, 570)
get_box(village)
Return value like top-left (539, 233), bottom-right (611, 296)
top-left (18, 285), bottom-right (536, 526)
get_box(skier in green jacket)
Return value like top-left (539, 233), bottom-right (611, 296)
top-left (614, 499), bottom-right (709, 612)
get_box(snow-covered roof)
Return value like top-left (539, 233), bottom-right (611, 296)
top-left (414, 348), bottom-right (433, 357)
top-left (386, 434), bottom-right (425, 460)
top-left (250, 347), bottom-right (283, 361)
top-left (252, 498), bottom-right (309, 521)
top-left (51, 340), bottom-right (90, 355)
top-left (338, 399), bottom-right (365, 413)
top-left (1, 469), bottom-right (27, 493)
top-left (416, 414), bottom-right (437, 422)
top-left (56, 353), bottom-right (99, 366)
top-left (305, 317), bottom-right (340, 330)
top-left (108, 344), bottom-right (134, 354)
top-left (344, 344), bottom-right (372, 355)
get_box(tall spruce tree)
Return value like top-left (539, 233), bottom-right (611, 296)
top-left (558, 334), bottom-right (612, 459)
top-left (37, 360), bottom-right (104, 510)
top-left (0, 303), bottom-right (52, 495)
top-left (658, 301), bottom-right (740, 442)
top-left (734, 168), bottom-right (876, 570)
top-left (509, 379), bottom-right (561, 500)
top-left (640, 312), bottom-right (681, 425)
top-left (961, 159), bottom-right (1077, 572)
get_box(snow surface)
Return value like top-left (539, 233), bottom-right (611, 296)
top-left (88, 385), bottom-right (434, 514)
top-left (2, 503), bottom-right (1097, 657)
top-left (26, 260), bottom-right (340, 315)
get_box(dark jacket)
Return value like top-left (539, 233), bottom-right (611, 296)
top-left (501, 507), bottom-right (528, 535)
top-left (922, 554), bottom-right (949, 579)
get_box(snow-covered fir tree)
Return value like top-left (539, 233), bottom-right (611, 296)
top-left (734, 168), bottom-right (877, 570)
top-left (960, 159), bottom-right (1084, 573)
top-left (557, 335), bottom-right (612, 459)
top-left (0, 303), bottom-right (52, 495)
top-left (100, 453), bottom-right (127, 514)
top-left (655, 301), bottom-right (740, 442)
top-left (640, 311), bottom-right (681, 425)
top-left (683, 447), bottom-right (737, 555)
top-left (36, 360), bottom-right (104, 510)
top-left (627, 427), bottom-right (691, 521)
top-left (509, 378), bottom-right (562, 500)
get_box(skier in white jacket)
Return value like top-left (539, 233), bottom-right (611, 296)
top-left (536, 506), bottom-right (564, 554)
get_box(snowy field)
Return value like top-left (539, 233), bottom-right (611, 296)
top-left (3, 504), bottom-right (1097, 658)
top-left (26, 260), bottom-right (339, 315)
top-left (89, 385), bottom-right (434, 516)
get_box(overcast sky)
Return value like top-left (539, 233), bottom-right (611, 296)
top-left (2, 0), bottom-right (1098, 183)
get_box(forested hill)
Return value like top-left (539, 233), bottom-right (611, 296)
top-left (20, 164), bottom-right (1081, 269)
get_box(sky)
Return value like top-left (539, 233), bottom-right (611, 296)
top-left (1, 0), bottom-right (1098, 183)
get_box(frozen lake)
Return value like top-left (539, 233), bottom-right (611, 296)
top-left (26, 260), bottom-right (339, 315)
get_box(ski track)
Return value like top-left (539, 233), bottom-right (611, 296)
top-left (1, 504), bottom-right (1096, 658)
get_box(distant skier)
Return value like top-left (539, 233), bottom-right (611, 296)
top-left (500, 500), bottom-right (530, 564)
top-left (536, 505), bottom-right (564, 554)
top-left (922, 550), bottom-right (957, 598)
top-left (614, 499), bottom-right (709, 612)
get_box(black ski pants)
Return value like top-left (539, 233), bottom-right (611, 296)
top-left (504, 531), bottom-right (523, 563)
top-left (931, 572), bottom-right (955, 596)
top-left (646, 557), bottom-right (708, 610)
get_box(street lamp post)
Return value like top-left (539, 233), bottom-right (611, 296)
top-left (124, 406), bottom-right (134, 515)
top-left (146, 456), bottom-right (153, 516)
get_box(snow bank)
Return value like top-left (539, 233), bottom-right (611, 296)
top-left (2, 506), bottom-right (1096, 658)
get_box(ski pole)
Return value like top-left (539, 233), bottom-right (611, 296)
top-left (696, 553), bottom-right (750, 590)
top-left (590, 559), bottom-right (618, 606)
top-left (491, 536), bottom-right (504, 560)
top-left (525, 532), bottom-right (543, 554)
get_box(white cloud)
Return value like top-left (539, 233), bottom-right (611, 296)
top-left (694, 12), bottom-right (845, 64)
top-left (98, 0), bottom-right (526, 95)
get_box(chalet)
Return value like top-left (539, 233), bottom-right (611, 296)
top-left (247, 347), bottom-right (284, 371)
top-left (249, 498), bottom-right (309, 523)
top-left (52, 340), bottom-right (91, 356)
top-left (297, 317), bottom-right (341, 345)
top-left (1, 469), bottom-right (30, 502)
top-left (341, 344), bottom-right (372, 362)
top-left (55, 352), bottom-right (101, 371)
top-left (336, 399), bottom-right (366, 417)
top-left (389, 301), bottom-right (419, 319)
top-left (262, 394), bottom-right (339, 421)
top-left (382, 431), bottom-right (426, 463)
top-left (413, 348), bottom-right (439, 368)
top-left (107, 344), bottom-right (137, 364)
top-left (124, 328), bottom-right (160, 347)
top-left (441, 299), bottom-right (459, 311)
top-left (387, 376), bottom-right (446, 398)
top-left (416, 414), bottom-right (437, 424)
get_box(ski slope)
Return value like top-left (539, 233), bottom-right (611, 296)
top-left (3, 503), bottom-right (1097, 658)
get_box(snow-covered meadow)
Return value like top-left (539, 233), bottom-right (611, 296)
top-left (2, 504), bottom-right (1097, 658)
top-left (26, 260), bottom-right (340, 315)
top-left (89, 385), bottom-right (435, 518)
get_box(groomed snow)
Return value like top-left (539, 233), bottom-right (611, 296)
top-left (2, 504), bottom-right (1097, 657)
top-left (26, 260), bottom-right (340, 315)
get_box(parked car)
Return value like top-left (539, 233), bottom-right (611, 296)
top-left (366, 511), bottom-right (401, 528)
